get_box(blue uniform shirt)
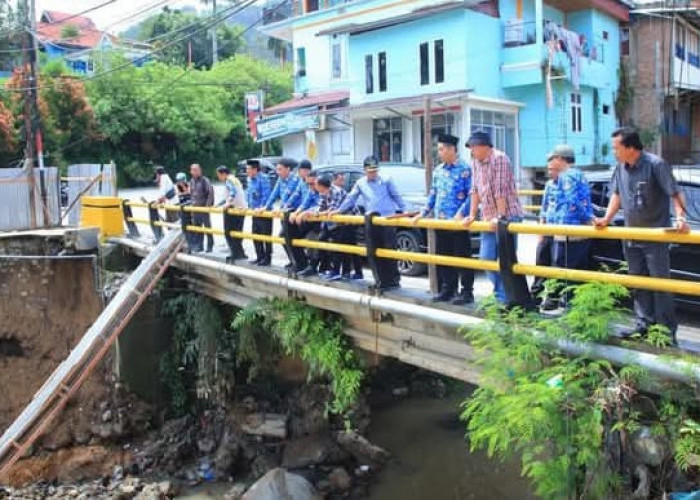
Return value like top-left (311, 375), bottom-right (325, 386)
top-left (298, 185), bottom-right (320, 212)
top-left (246, 173), bottom-right (272, 209)
top-left (337, 175), bottom-right (406, 216)
top-left (420, 161), bottom-right (471, 219)
top-left (284, 178), bottom-right (309, 211)
top-left (265, 173), bottom-right (301, 210)
top-left (540, 178), bottom-right (557, 223)
top-left (550, 167), bottom-right (593, 225)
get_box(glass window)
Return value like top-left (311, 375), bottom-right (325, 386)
top-left (296, 47), bottom-right (306, 77)
top-left (332, 41), bottom-right (342, 79)
top-left (419, 42), bottom-right (429, 85)
top-left (571, 92), bottom-right (582, 133)
top-left (378, 52), bottom-right (387, 92)
top-left (374, 118), bottom-right (403, 163)
top-left (434, 39), bottom-right (444, 83)
top-left (421, 112), bottom-right (457, 164)
top-left (470, 108), bottom-right (517, 163)
top-left (365, 54), bottom-right (374, 94)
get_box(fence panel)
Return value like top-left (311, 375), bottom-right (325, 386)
top-left (66, 164), bottom-right (116, 226)
top-left (0, 167), bottom-right (60, 231)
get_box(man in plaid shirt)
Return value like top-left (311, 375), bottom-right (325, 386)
top-left (461, 130), bottom-right (523, 303)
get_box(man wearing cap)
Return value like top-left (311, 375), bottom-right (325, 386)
top-left (216, 165), bottom-right (248, 263)
top-left (461, 131), bottom-right (523, 303)
top-left (541, 145), bottom-right (594, 309)
top-left (333, 156), bottom-right (407, 291)
top-left (247, 159), bottom-right (273, 266)
top-left (595, 127), bottom-right (689, 342)
top-left (189, 163), bottom-right (215, 253)
top-left (412, 134), bottom-right (474, 305)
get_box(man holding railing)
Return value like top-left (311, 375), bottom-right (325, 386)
top-left (541, 144), bottom-right (593, 310)
top-left (189, 164), bottom-right (215, 253)
top-left (216, 165), bottom-right (247, 264)
top-left (411, 134), bottom-right (474, 305)
top-left (595, 128), bottom-right (689, 342)
top-left (259, 158), bottom-right (300, 268)
top-left (246, 159), bottom-right (273, 266)
top-left (332, 156), bottom-right (406, 291)
top-left (283, 160), bottom-right (314, 272)
top-left (461, 131), bottom-right (523, 303)
top-left (531, 157), bottom-right (558, 307)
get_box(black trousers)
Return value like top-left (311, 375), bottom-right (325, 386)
top-left (191, 212), bottom-right (213, 251)
top-left (282, 222), bottom-right (317, 271)
top-left (624, 242), bottom-right (677, 335)
top-left (328, 225), bottom-right (353, 275)
top-left (223, 212), bottom-right (246, 259)
top-left (252, 217), bottom-right (273, 262)
top-left (531, 236), bottom-right (554, 304)
top-left (435, 229), bottom-right (474, 295)
top-left (370, 225), bottom-right (400, 288)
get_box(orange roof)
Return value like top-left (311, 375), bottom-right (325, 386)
top-left (41, 10), bottom-right (97, 30)
top-left (37, 22), bottom-right (114, 49)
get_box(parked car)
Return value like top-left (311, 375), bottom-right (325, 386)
top-left (313, 163), bottom-right (480, 276)
top-left (236, 156), bottom-right (282, 189)
top-left (587, 167), bottom-right (700, 307)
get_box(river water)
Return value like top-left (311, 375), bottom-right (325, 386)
top-left (178, 393), bottom-right (533, 500)
top-left (366, 394), bottom-right (534, 500)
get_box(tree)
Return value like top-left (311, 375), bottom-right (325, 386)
top-left (85, 54), bottom-right (292, 184)
top-left (137, 8), bottom-right (245, 69)
top-left (60, 24), bottom-right (80, 39)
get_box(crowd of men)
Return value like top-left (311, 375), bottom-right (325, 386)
top-left (152, 128), bottom-right (689, 345)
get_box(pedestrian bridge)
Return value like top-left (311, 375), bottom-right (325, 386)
top-left (113, 199), bottom-right (700, 387)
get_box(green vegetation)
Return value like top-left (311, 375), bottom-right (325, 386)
top-left (233, 298), bottom-right (364, 419)
top-left (60, 24), bottom-right (80, 39)
top-left (461, 282), bottom-right (700, 499)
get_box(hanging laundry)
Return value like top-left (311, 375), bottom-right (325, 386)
top-left (562, 29), bottom-right (582, 90)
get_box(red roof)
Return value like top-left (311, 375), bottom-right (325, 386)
top-left (264, 90), bottom-right (350, 114)
top-left (37, 22), bottom-right (111, 49)
top-left (41, 11), bottom-right (97, 30)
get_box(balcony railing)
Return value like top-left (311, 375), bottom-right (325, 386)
top-left (262, 0), bottom-right (358, 25)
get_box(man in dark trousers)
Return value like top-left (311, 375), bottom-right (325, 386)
top-left (189, 163), bottom-right (214, 253)
top-left (246, 159), bottom-right (273, 266)
top-left (531, 156), bottom-right (558, 306)
top-left (332, 156), bottom-right (406, 291)
top-left (216, 165), bottom-right (247, 263)
top-left (411, 134), bottom-right (474, 305)
top-left (595, 127), bottom-right (689, 343)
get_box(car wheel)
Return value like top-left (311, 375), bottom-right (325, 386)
top-left (395, 230), bottom-right (426, 276)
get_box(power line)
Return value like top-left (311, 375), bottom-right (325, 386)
top-left (2, 0), bottom-right (259, 93)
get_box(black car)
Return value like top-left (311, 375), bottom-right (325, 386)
top-left (587, 167), bottom-right (700, 307)
top-left (313, 163), bottom-right (480, 276)
top-left (236, 156), bottom-right (282, 189)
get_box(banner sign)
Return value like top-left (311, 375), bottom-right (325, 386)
top-left (255, 106), bottom-right (320, 142)
top-left (245, 91), bottom-right (264, 140)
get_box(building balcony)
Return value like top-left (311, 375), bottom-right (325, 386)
top-left (262, 0), bottom-right (359, 26)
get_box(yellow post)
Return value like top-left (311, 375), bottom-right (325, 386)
top-left (80, 196), bottom-right (124, 240)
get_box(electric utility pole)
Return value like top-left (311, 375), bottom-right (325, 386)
top-left (22, 0), bottom-right (37, 228)
top-left (211, 0), bottom-right (218, 65)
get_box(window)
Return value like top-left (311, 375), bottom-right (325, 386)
top-left (419, 42), bottom-right (429, 85)
top-left (676, 24), bottom-right (686, 60)
top-left (571, 93), bottom-right (582, 133)
top-left (365, 54), bottom-right (374, 94)
top-left (602, 104), bottom-right (610, 115)
top-left (296, 47), bottom-right (306, 77)
top-left (470, 109), bottom-right (517, 163)
top-left (620, 27), bottom-right (630, 56)
top-left (373, 117), bottom-right (403, 162)
top-left (378, 52), bottom-right (387, 92)
top-left (331, 41), bottom-right (342, 79)
top-left (434, 39), bottom-right (444, 83)
top-left (602, 30), bottom-right (609, 41)
top-left (87, 60), bottom-right (94, 72)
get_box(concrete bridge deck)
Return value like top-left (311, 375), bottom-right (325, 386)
top-left (114, 233), bottom-right (700, 386)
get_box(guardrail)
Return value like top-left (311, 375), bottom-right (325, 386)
top-left (119, 198), bottom-right (700, 307)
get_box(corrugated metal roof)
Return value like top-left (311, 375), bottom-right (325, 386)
top-left (264, 90), bottom-right (350, 115)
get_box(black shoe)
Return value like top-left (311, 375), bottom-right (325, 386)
top-left (284, 263), bottom-right (294, 270)
top-left (249, 258), bottom-right (261, 265)
top-left (432, 290), bottom-right (455, 303)
top-left (378, 283), bottom-right (401, 292)
top-left (225, 256), bottom-right (235, 264)
top-left (620, 326), bottom-right (648, 339)
top-left (298, 266), bottom-right (318, 277)
top-left (540, 299), bottom-right (560, 311)
top-left (257, 259), bottom-right (271, 267)
top-left (234, 253), bottom-right (248, 260)
top-left (205, 247), bottom-right (213, 253)
top-left (452, 292), bottom-right (475, 306)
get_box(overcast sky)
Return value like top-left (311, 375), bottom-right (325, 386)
top-left (35, 0), bottom-right (203, 32)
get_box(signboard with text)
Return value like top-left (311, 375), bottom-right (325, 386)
top-left (255, 106), bottom-right (320, 143)
top-left (245, 91), bottom-right (264, 140)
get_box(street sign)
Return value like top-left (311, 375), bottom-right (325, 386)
top-left (255, 106), bottom-right (320, 142)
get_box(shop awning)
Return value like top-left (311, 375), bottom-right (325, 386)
top-left (264, 90), bottom-right (350, 115)
top-left (348, 90), bottom-right (472, 117)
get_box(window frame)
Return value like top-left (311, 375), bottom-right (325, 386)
top-left (570, 92), bottom-right (583, 133)
top-left (378, 51), bottom-right (387, 92)
top-left (331, 39), bottom-right (342, 80)
top-left (296, 47), bottom-right (307, 77)
top-left (365, 54), bottom-right (374, 94)
top-left (434, 39), bottom-right (444, 84)
top-left (419, 42), bottom-right (430, 85)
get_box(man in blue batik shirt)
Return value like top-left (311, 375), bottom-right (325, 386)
top-left (412, 134), bottom-right (474, 304)
top-left (531, 157), bottom-right (559, 307)
top-left (545, 144), bottom-right (594, 308)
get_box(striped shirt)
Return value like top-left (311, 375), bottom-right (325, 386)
top-left (471, 149), bottom-right (523, 220)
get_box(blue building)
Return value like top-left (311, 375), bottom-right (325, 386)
top-left (37, 10), bottom-right (151, 75)
top-left (260, 0), bottom-right (630, 183)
